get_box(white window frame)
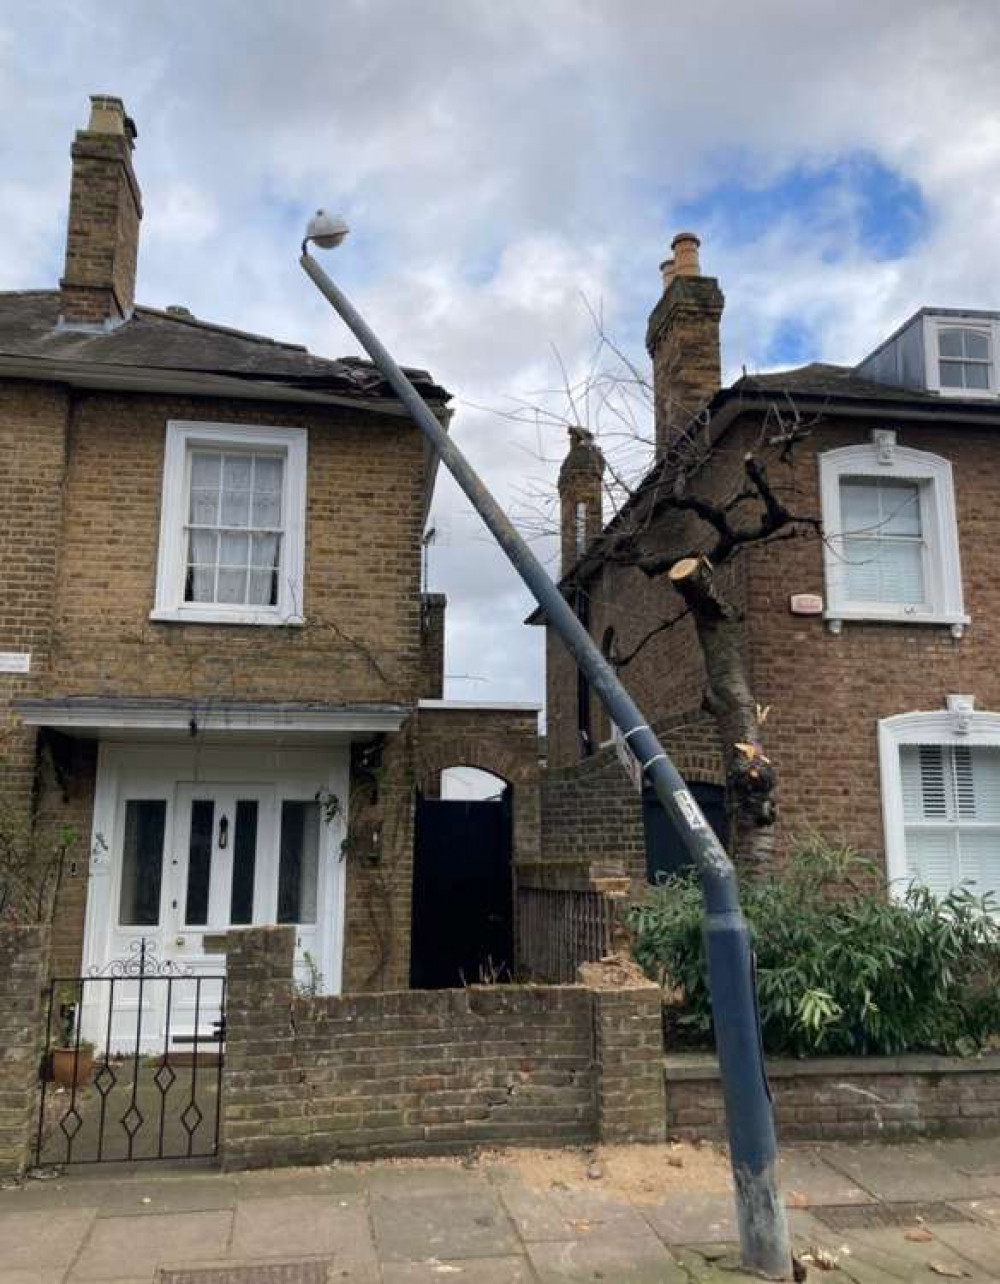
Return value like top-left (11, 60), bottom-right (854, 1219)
top-left (152, 421), bottom-right (307, 626)
top-left (819, 430), bottom-right (967, 635)
top-left (924, 314), bottom-right (1000, 400)
top-left (879, 696), bottom-right (1000, 899)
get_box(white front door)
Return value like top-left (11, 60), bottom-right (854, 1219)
top-left (81, 744), bottom-right (347, 1051)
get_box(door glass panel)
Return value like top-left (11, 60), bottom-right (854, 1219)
top-left (230, 799), bottom-right (259, 925)
top-left (278, 800), bottom-right (320, 924)
top-left (119, 800), bottom-right (167, 926)
top-left (185, 799), bottom-right (215, 926)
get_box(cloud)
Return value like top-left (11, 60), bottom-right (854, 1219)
top-left (1, 0), bottom-right (999, 711)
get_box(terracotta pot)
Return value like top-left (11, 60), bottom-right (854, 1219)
top-left (48, 1047), bottom-right (95, 1088)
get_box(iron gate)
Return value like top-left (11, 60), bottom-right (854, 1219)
top-left (35, 939), bottom-right (225, 1167)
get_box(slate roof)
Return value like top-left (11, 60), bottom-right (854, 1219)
top-left (0, 290), bottom-right (449, 402)
top-left (730, 361), bottom-right (940, 404)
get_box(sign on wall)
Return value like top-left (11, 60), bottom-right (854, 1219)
top-left (0, 652), bottom-right (30, 674)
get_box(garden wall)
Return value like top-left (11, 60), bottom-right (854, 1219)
top-left (222, 927), bottom-right (665, 1169)
top-left (0, 925), bottom-right (49, 1177)
top-left (665, 1052), bottom-right (1000, 1143)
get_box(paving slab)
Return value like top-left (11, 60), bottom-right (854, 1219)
top-left (674, 1244), bottom-right (854, 1282)
top-left (542, 1185), bottom-right (653, 1236)
top-left (820, 1143), bottom-right (995, 1202)
top-left (488, 1173), bottom-right (574, 1242)
top-left (0, 1206), bottom-right (97, 1270)
top-left (526, 1232), bottom-right (686, 1283)
top-left (641, 1191), bottom-right (737, 1245)
top-left (229, 1195), bottom-right (376, 1266)
top-left (382, 1258), bottom-right (536, 1282)
top-left (370, 1191), bottom-right (518, 1263)
top-left (780, 1146), bottom-right (877, 1205)
top-left (924, 1221), bottom-right (1000, 1274)
top-left (923, 1138), bottom-right (1000, 1177)
top-left (89, 1176), bottom-right (239, 1216)
top-left (830, 1225), bottom-right (998, 1283)
top-left (235, 1169), bottom-right (365, 1201)
top-left (954, 1196), bottom-right (1000, 1228)
top-left (365, 1166), bottom-right (489, 1200)
top-left (0, 1272), bottom-right (73, 1284)
top-left (72, 1209), bottom-right (233, 1279)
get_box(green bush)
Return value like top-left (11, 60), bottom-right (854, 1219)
top-left (627, 837), bottom-right (1000, 1057)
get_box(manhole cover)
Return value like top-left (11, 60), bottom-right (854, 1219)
top-left (160, 1262), bottom-right (332, 1284)
top-left (811, 1202), bottom-right (974, 1231)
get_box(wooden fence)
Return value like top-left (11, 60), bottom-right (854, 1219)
top-left (517, 885), bottom-right (618, 983)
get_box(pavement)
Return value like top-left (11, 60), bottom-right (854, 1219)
top-left (2, 1137), bottom-right (1000, 1283)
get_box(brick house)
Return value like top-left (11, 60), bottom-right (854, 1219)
top-left (0, 95), bottom-right (543, 1040)
top-left (535, 232), bottom-right (1000, 901)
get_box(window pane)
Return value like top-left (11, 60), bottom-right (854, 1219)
top-left (880, 481), bottom-right (921, 537)
top-left (938, 329), bottom-right (964, 358)
top-left (230, 800), bottom-right (258, 925)
top-left (965, 363), bottom-right (990, 390)
top-left (254, 455), bottom-right (283, 493)
top-left (959, 831), bottom-right (1000, 898)
top-left (844, 536), bottom-right (924, 605)
top-left (221, 489), bottom-right (251, 527)
top-left (189, 530), bottom-right (218, 563)
top-left (278, 801), bottom-right (320, 924)
top-left (248, 568), bottom-right (277, 606)
top-left (964, 330), bottom-right (990, 360)
top-left (190, 488), bottom-right (219, 524)
top-left (217, 568), bottom-right (248, 603)
top-left (251, 533), bottom-right (280, 568)
top-left (119, 800), bottom-right (166, 927)
top-left (905, 828), bottom-right (957, 898)
top-left (940, 360), bottom-right (965, 388)
top-left (191, 452), bottom-right (221, 487)
top-left (223, 455), bottom-right (252, 489)
top-left (840, 479), bottom-right (881, 533)
top-left (187, 566), bottom-right (215, 602)
top-left (220, 531), bottom-right (250, 567)
top-left (185, 799), bottom-right (214, 926)
top-left (252, 492), bottom-right (281, 528)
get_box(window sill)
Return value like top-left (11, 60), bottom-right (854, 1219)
top-left (825, 608), bottom-right (969, 638)
top-left (150, 607), bottom-right (305, 628)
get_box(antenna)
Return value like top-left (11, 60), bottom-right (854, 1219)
top-left (421, 526), bottom-right (437, 591)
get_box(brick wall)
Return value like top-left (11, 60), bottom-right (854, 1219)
top-left (222, 926), bottom-right (665, 1169)
top-left (419, 593), bottom-right (446, 700)
top-left (0, 925), bottom-right (49, 1176)
top-left (665, 1053), bottom-right (1000, 1143)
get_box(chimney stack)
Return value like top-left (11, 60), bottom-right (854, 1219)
top-left (646, 231), bottom-right (724, 460)
top-left (558, 427), bottom-right (605, 576)
top-left (60, 95), bottom-right (142, 326)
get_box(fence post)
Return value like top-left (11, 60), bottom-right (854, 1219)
top-left (0, 925), bottom-right (50, 1178)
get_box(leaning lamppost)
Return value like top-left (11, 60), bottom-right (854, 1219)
top-left (299, 212), bottom-right (792, 1280)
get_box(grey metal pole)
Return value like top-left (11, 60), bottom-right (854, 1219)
top-left (300, 246), bottom-right (792, 1279)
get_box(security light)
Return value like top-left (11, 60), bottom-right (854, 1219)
top-left (304, 210), bottom-right (349, 250)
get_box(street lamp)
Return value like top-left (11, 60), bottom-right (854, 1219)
top-left (299, 215), bottom-right (792, 1280)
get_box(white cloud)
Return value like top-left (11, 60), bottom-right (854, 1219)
top-left (1, 0), bottom-right (999, 710)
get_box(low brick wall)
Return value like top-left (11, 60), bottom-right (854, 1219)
top-left (0, 925), bottom-right (49, 1177)
top-left (665, 1052), bottom-right (1000, 1143)
top-left (222, 927), bottom-right (665, 1169)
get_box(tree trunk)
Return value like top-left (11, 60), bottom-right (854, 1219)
top-left (668, 557), bottom-right (777, 868)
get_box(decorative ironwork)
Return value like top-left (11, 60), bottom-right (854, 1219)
top-left (33, 954), bottom-right (225, 1168)
top-left (86, 937), bottom-right (196, 979)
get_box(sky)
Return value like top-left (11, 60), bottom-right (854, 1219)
top-left (2, 0), bottom-right (1000, 761)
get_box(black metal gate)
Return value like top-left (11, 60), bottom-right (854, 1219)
top-left (35, 939), bottom-right (225, 1167)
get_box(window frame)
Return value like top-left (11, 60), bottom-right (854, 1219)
top-left (819, 432), bottom-right (967, 634)
top-left (879, 698), bottom-right (1000, 900)
top-left (152, 421), bottom-right (307, 626)
top-left (924, 315), bottom-right (1000, 399)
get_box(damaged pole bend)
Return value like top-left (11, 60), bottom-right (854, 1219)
top-left (300, 247), bottom-right (792, 1280)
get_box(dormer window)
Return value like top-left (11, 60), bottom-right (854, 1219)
top-left (937, 326), bottom-right (992, 392)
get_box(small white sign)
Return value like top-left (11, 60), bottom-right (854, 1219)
top-left (674, 788), bottom-right (708, 832)
top-left (0, 652), bottom-right (30, 674)
top-left (612, 723), bottom-right (644, 793)
top-left (789, 593), bottom-right (824, 616)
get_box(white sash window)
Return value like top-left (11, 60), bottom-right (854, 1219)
top-left (820, 432), bottom-right (966, 634)
top-left (152, 421), bottom-right (307, 626)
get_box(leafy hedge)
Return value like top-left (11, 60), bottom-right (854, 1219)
top-left (627, 838), bottom-right (1000, 1057)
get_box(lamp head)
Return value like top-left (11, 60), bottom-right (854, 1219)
top-left (304, 210), bottom-right (349, 250)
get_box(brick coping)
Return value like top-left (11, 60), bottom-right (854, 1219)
top-left (664, 1051), bottom-right (1000, 1079)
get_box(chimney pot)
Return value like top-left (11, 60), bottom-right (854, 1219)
top-left (659, 257), bottom-right (676, 291)
top-left (671, 231), bottom-right (701, 277)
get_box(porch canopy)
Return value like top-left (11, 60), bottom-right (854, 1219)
top-left (13, 696), bottom-right (410, 743)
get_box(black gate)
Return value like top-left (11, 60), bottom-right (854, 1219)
top-left (35, 939), bottom-right (225, 1167)
top-left (411, 790), bottom-right (513, 989)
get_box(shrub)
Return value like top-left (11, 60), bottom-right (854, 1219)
top-left (627, 836), bottom-right (1000, 1057)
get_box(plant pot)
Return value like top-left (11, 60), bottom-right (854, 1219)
top-left (48, 1047), bottom-right (95, 1088)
